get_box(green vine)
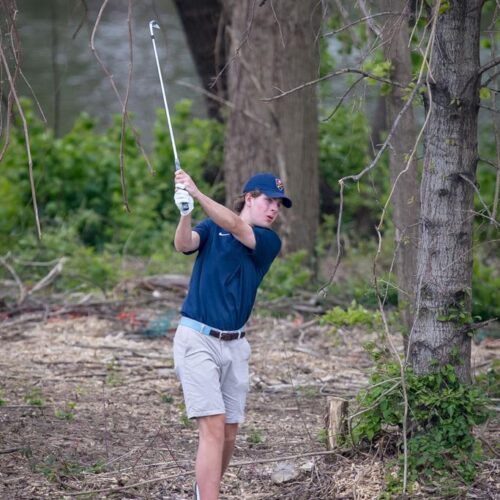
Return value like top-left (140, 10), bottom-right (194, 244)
top-left (351, 348), bottom-right (493, 495)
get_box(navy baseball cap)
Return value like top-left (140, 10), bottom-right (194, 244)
top-left (242, 173), bottom-right (292, 208)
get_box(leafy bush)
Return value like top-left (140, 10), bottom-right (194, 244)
top-left (352, 349), bottom-right (493, 494)
top-left (0, 99), bottom-right (223, 255)
top-left (472, 258), bottom-right (500, 321)
top-left (321, 302), bottom-right (382, 328)
top-left (319, 105), bottom-right (389, 240)
top-left (259, 250), bottom-right (312, 301)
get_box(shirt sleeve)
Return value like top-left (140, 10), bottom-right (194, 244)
top-left (183, 218), bottom-right (213, 255)
top-left (251, 227), bottom-right (281, 274)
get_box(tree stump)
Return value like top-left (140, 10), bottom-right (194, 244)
top-left (324, 397), bottom-right (348, 450)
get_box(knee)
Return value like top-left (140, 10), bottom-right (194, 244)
top-left (224, 423), bottom-right (238, 445)
top-left (224, 434), bottom-right (236, 447)
top-left (198, 415), bottom-right (226, 443)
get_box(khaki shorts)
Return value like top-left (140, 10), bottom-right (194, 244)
top-left (173, 324), bottom-right (251, 423)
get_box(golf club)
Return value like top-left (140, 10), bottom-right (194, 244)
top-left (149, 20), bottom-right (189, 212)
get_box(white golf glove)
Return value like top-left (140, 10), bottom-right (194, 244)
top-left (174, 183), bottom-right (194, 216)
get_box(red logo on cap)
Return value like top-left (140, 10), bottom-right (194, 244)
top-left (275, 178), bottom-right (284, 191)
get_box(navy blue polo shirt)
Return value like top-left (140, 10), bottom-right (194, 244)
top-left (181, 218), bottom-right (281, 331)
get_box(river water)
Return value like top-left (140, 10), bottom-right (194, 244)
top-left (16, 0), bottom-right (202, 147)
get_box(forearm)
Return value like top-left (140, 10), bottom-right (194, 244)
top-left (174, 168), bottom-right (255, 248)
top-left (195, 191), bottom-right (241, 234)
top-left (174, 214), bottom-right (195, 252)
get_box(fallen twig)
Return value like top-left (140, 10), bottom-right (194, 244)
top-left (68, 448), bottom-right (354, 496)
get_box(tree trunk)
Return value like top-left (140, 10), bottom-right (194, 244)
top-left (379, 1), bottom-right (420, 339)
top-left (220, 0), bottom-right (321, 255)
top-left (172, 0), bottom-right (227, 121)
top-left (410, 1), bottom-right (482, 382)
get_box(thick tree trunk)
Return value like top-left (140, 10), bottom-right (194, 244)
top-left (379, 1), bottom-right (420, 338)
top-left (172, 0), bottom-right (227, 120)
top-left (410, 1), bottom-right (482, 382)
top-left (221, 0), bottom-right (321, 255)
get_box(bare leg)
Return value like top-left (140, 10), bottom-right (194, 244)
top-left (221, 423), bottom-right (238, 476)
top-left (196, 414), bottom-right (225, 500)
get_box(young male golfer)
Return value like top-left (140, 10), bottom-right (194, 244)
top-left (172, 169), bottom-right (292, 500)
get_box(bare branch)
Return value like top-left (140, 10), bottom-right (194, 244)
top-left (0, 90), bottom-right (13, 163)
top-left (118, 0), bottom-right (133, 213)
top-left (340, 82), bottom-right (423, 185)
top-left (479, 103), bottom-right (500, 114)
top-left (322, 11), bottom-right (403, 37)
top-left (261, 67), bottom-right (406, 102)
top-left (358, 0), bottom-right (382, 37)
top-left (458, 174), bottom-right (495, 222)
top-left (71, 0), bottom-right (89, 40)
top-left (376, 3), bottom-right (442, 231)
top-left (322, 75), bottom-right (364, 121)
top-left (317, 182), bottom-right (345, 296)
top-left (490, 30), bottom-right (500, 221)
top-left (210, 0), bottom-right (260, 89)
top-left (0, 253), bottom-right (27, 303)
top-left (90, 0), bottom-right (155, 176)
top-left (478, 157), bottom-right (499, 170)
top-left (28, 257), bottom-right (67, 296)
top-left (270, 0), bottom-right (285, 47)
top-left (479, 56), bottom-right (500, 76)
top-left (483, 68), bottom-right (500, 87)
top-left (0, 43), bottom-right (42, 239)
top-left (332, 0), bottom-right (361, 46)
top-left (177, 80), bottom-right (270, 128)
top-left (458, 318), bottom-right (498, 336)
top-left (373, 229), bottom-right (409, 493)
top-left (71, 447), bottom-right (354, 497)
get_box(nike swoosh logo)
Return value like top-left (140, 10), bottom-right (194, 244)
top-left (218, 232), bottom-right (231, 236)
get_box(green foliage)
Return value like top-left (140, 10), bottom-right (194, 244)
top-left (319, 105), bottom-right (389, 239)
top-left (105, 359), bottom-right (123, 386)
top-left (479, 87), bottom-right (491, 100)
top-left (0, 389), bottom-right (5, 406)
top-left (475, 360), bottom-right (500, 398)
top-left (35, 455), bottom-right (107, 482)
top-left (329, 275), bottom-right (399, 310)
top-left (24, 387), bottom-right (44, 407)
top-left (352, 350), bottom-right (493, 493)
top-left (0, 98), bottom-right (223, 255)
top-left (321, 302), bottom-right (382, 329)
top-left (259, 250), bottom-right (312, 301)
top-left (178, 402), bottom-right (193, 428)
top-left (54, 401), bottom-right (77, 421)
top-left (472, 257), bottom-right (500, 321)
top-left (438, 0), bottom-right (451, 15)
top-left (161, 394), bottom-right (174, 404)
top-left (363, 58), bottom-right (393, 84)
top-left (317, 428), bottom-right (328, 445)
top-left (436, 299), bottom-right (476, 326)
top-left (361, 52), bottom-right (394, 95)
top-left (247, 427), bottom-right (264, 445)
top-left (322, 11), bottom-right (368, 57)
top-left (0, 98), bottom-right (219, 295)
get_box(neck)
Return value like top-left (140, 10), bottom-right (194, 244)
top-left (239, 208), bottom-right (253, 226)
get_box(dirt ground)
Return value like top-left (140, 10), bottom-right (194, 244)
top-left (0, 294), bottom-right (498, 499)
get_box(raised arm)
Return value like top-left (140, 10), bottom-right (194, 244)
top-left (174, 211), bottom-right (200, 252)
top-left (175, 170), bottom-right (256, 249)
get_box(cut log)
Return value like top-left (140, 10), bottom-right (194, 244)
top-left (114, 274), bottom-right (190, 295)
top-left (324, 396), bottom-right (348, 450)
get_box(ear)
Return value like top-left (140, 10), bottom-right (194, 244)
top-left (244, 192), bottom-right (254, 206)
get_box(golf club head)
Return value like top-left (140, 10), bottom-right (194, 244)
top-left (149, 20), bottom-right (160, 37)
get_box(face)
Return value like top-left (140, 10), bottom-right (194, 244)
top-left (245, 193), bottom-right (282, 227)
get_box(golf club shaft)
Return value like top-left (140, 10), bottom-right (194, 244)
top-left (149, 21), bottom-right (188, 213)
top-left (149, 22), bottom-right (181, 171)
